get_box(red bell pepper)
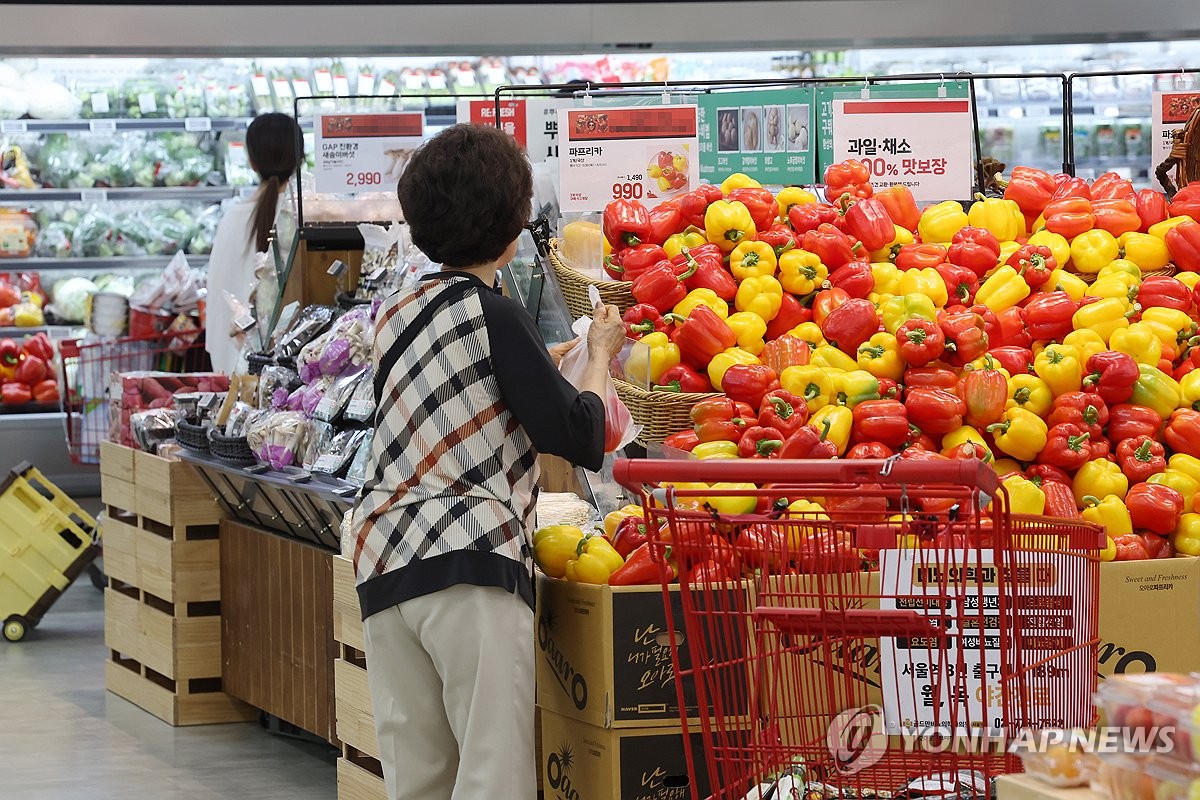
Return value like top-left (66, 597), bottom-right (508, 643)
top-left (677, 247), bottom-right (738, 301)
top-left (765, 295), bottom-right (812, 341)
top-left (851, 399), bottom-right (911, 448)
top-left (802, 223), bottom-right (860, 270)
top-left (1091, 172), bottom-right (1135, 201)
top-left (894, 243), bottom-right (948, 271)
top-left (945, 441), bottom-right (990, 462)
top-left (846, 442), bottom-right (893, 459)
top-left (1116, 435), bottom-right (1167, 483)
top-left (677, 185), bottom-right (725, 229)
top-left (1048, 391), bottom-right (1109, 436)
top-left (738, 425), bottom-right (785, 459)
top-left (936, 262), bottom-right (979, 305)
top-left (1127, 483), bottom-right (1184, 535)
top-left (904, 367), bottom-right (959, 390)
top-left (622, 303), bottom-right (667, 338)
top-left (759, 388), bottom-right (809, 437)
top-left (1, 383), bottom-right (31, 404)
top-left (1027, 463), bottom-right (1072, 487)
top-left (685, 559), bottom-right (735, 585)
top-left (1022, 292), bottom-right (1078, 343)
top-left (896, 318), bottom-right (945, 368)
top-left (631, 258), bottom-right (697, 312)
top-left (1043, 197), bottom-right (1095, 240)
top-left (1004, 166), bottom-right (1057, 216)
top-left (827, 260), bottom-right (874, 299)
top-left (722, 364), bottom-right (780, 410)
top-left (959, 304), bottom-right (1001, 346)
top-left (1166, 220), bottom-right (1200, 273)
top-left (787, 202), bottom-right (840, 236)
top-left (841, 196), bottom-right (894, 252)
top-left (735, 524), bottom-right (786, 571)
top-left (1134, 188), bottom-right (1170, 232)
top-left (876, 186), bottom-right (921, 233)
top-left (647, 202), bottom-right (683, 245)
top-left (823, 159), bottom-right (873, 203)
top-left (656, 364), bottom-right (711, 394)
top-left (1050, 175), bottom-right (1092, 202)
top-left (960, 356), bottom-right (1008, 428)
top-left (778, 421), bottom-right (838, 459)
top-left (603, 198), bottom-right (652, 251)
top-left (1083, 351), bottom-right (1138, 406)
top-left (609, 543), bottom-right (669, 586)
top-left (821, 298), bottom-right (879, 355)
top-left (1092, 198), bottom-right (1142, 238)
top-left (761, 335), bottom-right (811, 375)
top-left (939, 311), bottom-right (989, 367)
top-left (1169, 183), bottom-right (1200, 221)
top-left (0, 338), bottom-right (19, 379)
top-left (1007, 243), bottom-right (1056, 290)
top-left (663, 430), bottom-right (701, 452)
top-left (947, 227), bottom-right (1001, 278)
top-left (727, 187), bottom-right (779, 234)
top-left (812, 287), bottom-right (851, 327)
top-left (31, 379), bottom-right (59, 404)
top-left (905, 388), bottom-right (966, 435)
top-left (1108, 404), bottom-right (1163, 443)
top-left (906, 432), bottom-right (940, 453)
top-left (1112, 533), bottom-right (1168, 561)
top-left (994, 307), bottom-right (1031, 349)
top-left (20, 332), bottom-right (53, 362)
top-left (1040, 479), bottom-right (1082, 519)
top-left (756, 224), bottom-right (798, 259)
top-left (612, 516), bottom-right (652, 559)
top-left (1137, 276), bottom-right (1191, 311)
top-left (1165, 409), bottom-right (1200, 458)
top-left (988, 346), bottom-right (1034, 376)
top-left (877, 378), bottom-right (901, 401)
top-left (13, 355), bottom-right (47, 386)
top-left (1039, 423), bottom-right (1092, 470)
top-left (667, 305), bottom-right (737, 369)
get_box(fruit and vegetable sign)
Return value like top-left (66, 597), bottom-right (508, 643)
top-left (558, 105), bottom-right (699, 213)
top-left (313, 112), bottom-right (425, 194)
top-left (1152, 91), bottom-right (1200, 181)
top-left (698, 88), bottom-right (816, 186)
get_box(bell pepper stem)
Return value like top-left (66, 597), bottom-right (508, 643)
top-left (818, 418), bottom-right (832, 442)
top-left (804, 383), bottom-right (822, 401)
top-left (725, 230), bottom-right (746, 244)
top-left (757, 439), bottom-right (783, 457)
top-left (768, 397), bottom-right (793, 420)
top-left (1081, 495), bottom-right (1101, 508)
top-left (1013, 387), bottom-right (1031, 404)
top-left (986, 421), bottom-right (1010, 435)
top-left (662, 313), bottom-right (688, 325)
top-left (1135, 440), bottom-right (1153, 462)
top-left (1069, 432), bottom-right (1091, 451)
top-left (653, 381), bottom-right (682, 393)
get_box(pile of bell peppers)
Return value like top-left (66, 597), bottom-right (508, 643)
top-left (602, 164), bottom-right (1200, 563)
top-left (0, 332), bottom-right (59, 407)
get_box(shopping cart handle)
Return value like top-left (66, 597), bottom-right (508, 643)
top-left (754, 607), bottom-right (946, 639)
top-left (613, 458), bottom-right (1000, 494)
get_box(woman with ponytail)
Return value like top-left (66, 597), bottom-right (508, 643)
top-left (205, 112), bottom-right (301, 373)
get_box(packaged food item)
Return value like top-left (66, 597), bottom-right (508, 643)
top-left (345, 431), bottom-right (374, 485)
top-left (313, 429), bottom-right (368, 477)
top-left (303, 419), bottom-right (334, 470)
top-left (1016, 730), bottom-right (1090, 787)
top-left (224, 401), bottom-right (258, 437)
top-left (273, 305), bottom-right (336, 360)
top-left (1148, 682), bottom-right (1200, 765)
top-left (559, 218), bottom-right (604, 274)
top-left (297, 306), bottom-right (373, 382)
top-left (1094, 673), bottom-right (1200, 752)
top-left (1102, 755), bottom-right (1200, 800)
top-left (130, 408), bottom-right (178, 452)
top-left (1122, 124), bottom-right (1147, 158)
top-left (313, 368), bottom-right (367, 423)
top-left (343, 367), bottom-right (376, 423)
top-left (246, 410), bottom-right (309, 470)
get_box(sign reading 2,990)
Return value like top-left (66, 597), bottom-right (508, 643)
top-left (314, 112), bottom-right (425, 195)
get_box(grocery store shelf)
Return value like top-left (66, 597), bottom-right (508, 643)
top-left (0, 255), bottom-right (210, 271)
top-left (0, 325), bottom-right (83, 338)
top-left (0, 409), bottom-right (64, 421)
top-left (0, 117), bottom-right (251, 134)
top-left (0, 186), bottom-right (237, 203)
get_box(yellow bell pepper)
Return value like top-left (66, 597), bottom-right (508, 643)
top-left (720, 173), bottom-right (761, 194)
top-left (726, 311), bottom-right (768, 356)
top-left (1171, 513), bottom-right (1200, 556)
top-left (832, 369), bottom-right (881, 408)
top-left (810, 345), bottom-right (858, 373)
top-left (856, 332), bottom-right (904, 380)
top-left (991, 458), bottom-right (1024, 479)
top-left (735, 275), bottom-right (783, 321)
top-left (603, 506), bottom-right (643, 538)
top-left (1110, 323), bottom-right (1163, 366)
top-left (705, 199), bottom-right (757, 252)
top-left (1089, 276), bottom-right (1140, 303)
top-left (998, 239), bottom-right (1023, 269)
top-left (810, 404), bottom-right (853, 455)
top-left (780, 365), bottom-right (836, 413)
top-left (975, 264), bottom-right (1030, 312)
top-left (966, 354), bottom-right (1010, 380)
top-left (1142, 308), bottom-right (1197, 347)
top-left (1118, 232), bottom-right (1171, 271)
top-left (1177, 271), bottom-right (1200, 291)
top-left (1182, 372), bottom-right (1200, 411)
top-left (626, 331), bottom-right (681, 386)
top-left (653, 482), bottom-right (710, 511)
top-left (898, 268), bottom-right (948, 308)
top-left (1002, 474), bottom-right (1047, 515)
top-left (787, 499), bottom-right (828, 517)
top-left (729, 239), bottom-right (778, 281)
top-left (564, 534), bottom-right (624, 584)
top-left (1028, 230), bottom-right (1071, 269)
top-left (1069, 229), bottom-right (1121, 274)
top-left (1072, 298), bottom-right (1132, 344)
top-left (941, 426), bottom-right (994, 462)
top-left (1169, 454), bottom-right (1200, 486)
top-left (918, 200), bottom-right (969, 244)
top-left (870, 261), bottom-right (903, 295)
top-left (1033, 343), bottom-right (1082, 396)
top-left (1007, 374), bottom-right (1054, 417)
top-left (673, 288), bottom-right (729, 319)
top-left (1148, 469), bottom-right (1200, 500)
top-left (988, 407), bottom-right (1049, 462)
top-left (707, 347), bottom-right (760, 392)
top-left (1072, 460), bottom-right (1128, 506)
top-left (777, 186), bottom-right (817, 219)
top-left (1149, 216), bottom-right (1192, 240)
top-left (1131, 363), bottom-right (1181, 419)
top-left (869, 226), bottom-right (914, 262)
top-left (1081, 495), bottom-right (1133, 537)
top-left (708, 483), bottom-right (758, 515)
top-left (968, 194), bottom-right (1025, 241)
top-left (868, 292), bottom-right (895, 309)
top-left (1098, 534), bottom-right (1118, 562)
top-left (788, 321), bottom-right (827, 349)
top-left (778, 249), bottom-right (828, 295)
top-left (1045, 268), bottom-right (1088, 302)
top-left (663, 230), bottom-right (707, 260)
top-left (1061, 330), bottom-right (1106, 367)
top-left (880, 293), bottom-right (937, 334)
top-left (1097, 259), bottom-right (1142, 281)
top-left (693, 441), bottom-right (739, 460)
top-left (533, 525), bottom-right (587, 578)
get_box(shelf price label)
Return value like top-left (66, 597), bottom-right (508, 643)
top-left (832, 97), bottom-right (973, 203)
top-left (79, 189), bottom-right (108, 203)
top-left (1152, 91), bottom-right (1200, 181)
top-left (0, 120), bottom-right (27, 134)
top-left (558, 105), bottom-right (699, 213)
top-left (184, 117), bottom-right (212, 132)
top-left (313, 112), bottom-right (425, 195)
top-left (89, 119), bottom-right (117, 134)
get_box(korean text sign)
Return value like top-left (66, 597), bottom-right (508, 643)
top-left (314, 112), bottom-right (425, 194)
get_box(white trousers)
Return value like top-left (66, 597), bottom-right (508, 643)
top-left (362, 584), bottom-right (536, 800)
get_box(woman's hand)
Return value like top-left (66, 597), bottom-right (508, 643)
top-left (548, 338), bottom-right (580, 367)
top-left (587, 303), bottom-right (626, 359)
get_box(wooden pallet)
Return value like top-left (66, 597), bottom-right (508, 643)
top-left (337, 747), bottom-right (386, 800)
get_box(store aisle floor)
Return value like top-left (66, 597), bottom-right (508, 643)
top-left (0, 577), bottom-right (338, 800)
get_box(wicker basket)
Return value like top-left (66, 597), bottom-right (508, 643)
top-left (208, 430), bottom-right (257, 466)
top-left (547, 238), bottom-right (635, 319)
top-left (175, 418), bottom-right (211, 454)
top-left (1067, 264), bottom-right (1177, 285)
top-left (613, 377), bottom-right (721, 447)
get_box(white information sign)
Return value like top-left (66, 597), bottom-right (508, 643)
top-left (313, 112), bottom-right (425, 195)
top-left (1152, 91), bottom-right (1200, 183)
top-left (832, 97), bottom-right (973, 202)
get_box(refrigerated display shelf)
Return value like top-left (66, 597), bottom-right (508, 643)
top-left (0, 187), bottom-right (238, 203)
top-left (0, 117), bottom-right (251, 134)
top-left (0, 255), bottom-right (210, 271)
top-left (0, 326), bottom-right (82, 338)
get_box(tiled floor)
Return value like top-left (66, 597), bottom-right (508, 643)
top-left (0, 576), bottom-right (338, 799)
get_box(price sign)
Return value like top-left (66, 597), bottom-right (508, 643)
top-left (313, 112), bottom-right (425, 195)
top-left (832, 97), bottom-right (973, 202)
top-left (1152, 91), bottom-right (1200, 181)
top-left (460, 99), bottom-right (528, 147)
top-left (184, 117), bottom-right (212, 132)
top-left (558, 105), bottom-right (699, 213)
top-left (79, 189), bottom-right (108, 203)
top-left (1, 120), bottom-right (27, 134)
top-left (89, 119), bottom-right (117, 134)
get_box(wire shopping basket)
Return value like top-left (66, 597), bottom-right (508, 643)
top-left (613, 458), bottom-right (1105, 800)
top-left (60, 332), bottom-right (210, 465)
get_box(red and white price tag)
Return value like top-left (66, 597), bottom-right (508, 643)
top-left (1153, 91), bottom-right (1200, 178)
top-left (832, 97), bottom-right (973, 202)
top-left (558, 105), bottom-right (699, 213)
top-left (459, 99), bottom-right (528, 147)
top-left (313, 112), bottom-right (425, 195)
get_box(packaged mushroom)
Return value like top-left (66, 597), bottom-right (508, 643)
top-left (273, 305), bottom-right (337, 361)
top-left (313, 368), bottom-right (367, 423)
top-left (313, 429), bottom-right (369, 477)
top-left (343, 367), bottom-right (376, 423)
top-left (246, 410), bottom-right (309, 470)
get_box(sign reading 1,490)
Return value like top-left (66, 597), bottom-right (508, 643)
top-left (345, 171), bottom-right (383, 188)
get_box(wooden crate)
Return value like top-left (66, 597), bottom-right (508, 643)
top-left (332, 555), bottom-right (364, 653)
top-left (337, 749), bottom-right (386, 800)
top-left (335, 654), bottom-right (378, 761)
top-left (101, 510), bottom-right (220, 605)
top-left (105, 651), bottom-right (256, 726)
top-left (332, 555), bottom-right (385, 800)
top-left (133, 449), bottom-right (221, 528)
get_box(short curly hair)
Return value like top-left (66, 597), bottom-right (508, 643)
top-left (397, 124), bottom-right (532, 268)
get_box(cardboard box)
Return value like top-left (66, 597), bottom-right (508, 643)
top-left (539, 709), bottom-right (709, 800)
top-left (1097, 557), bottom-right (1200, 677)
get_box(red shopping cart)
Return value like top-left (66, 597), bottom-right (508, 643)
top-left (613, 458), bottom-right (1104, 800)
top-left (60, 332), bottom-right (210, 465)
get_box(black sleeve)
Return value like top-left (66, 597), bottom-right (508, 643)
top-left (480, 291), bottom-right (606, 472)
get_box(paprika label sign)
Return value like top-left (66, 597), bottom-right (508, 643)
top-left (697, 88), bottom-right (816, 186)
top-left (558, 105), bottom-right (699, 213)
top-left (1152, 91), bottom-right (1200, 182)
top-left (314, 112), bottom-right (425, 194)
top-left (831, 97), bottom-right (973, 203)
